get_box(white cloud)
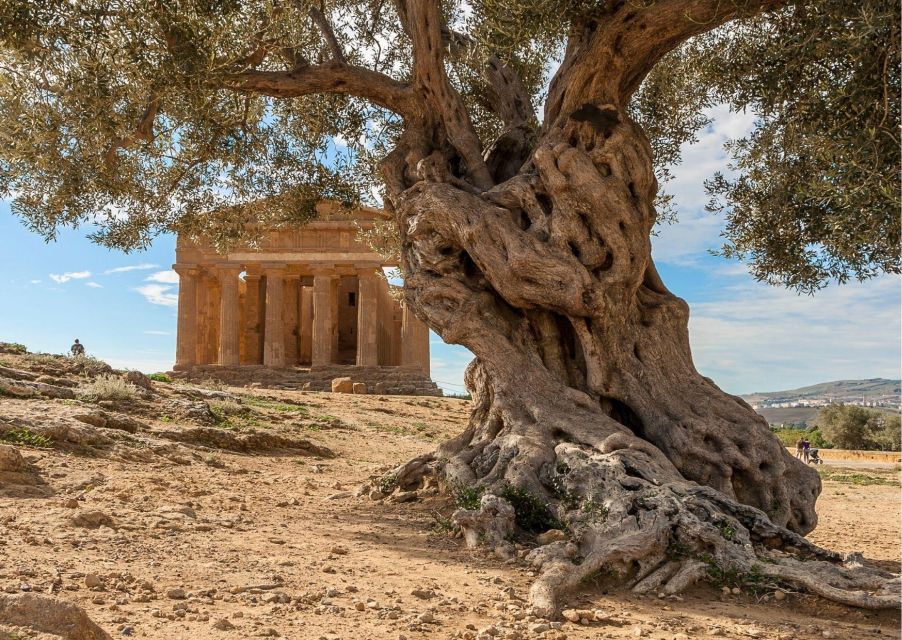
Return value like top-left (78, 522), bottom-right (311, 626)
top-left (85, 282), bottom-right (103, 288)
top-left (145, 270), bottom-right (179, 284)
top-left (143, 330), bottom-right (171, 336)
top-left (104, 263), bottom-right (159, 275)
top-left (134, 284), bottom-right (178, 307)
top-left (49, 270), bottom-right (92, 284)
top-left (29, 279), bottom-right (41, 284)
top-left (688, 275), bottom-right (902, 394)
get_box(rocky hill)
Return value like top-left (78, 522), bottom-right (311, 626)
top-left (742, 378), bottom-right (901, 406)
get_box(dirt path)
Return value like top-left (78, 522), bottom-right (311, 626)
top-left (0, 371), bottom-right (899, 640)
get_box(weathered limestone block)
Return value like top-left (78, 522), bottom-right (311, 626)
top-left (0, 445), bottom-right (26, 473)
top-left (124, 370), bottom-right (153, 390)
top-left (331, 377), bottom-right (353, 393)
top-left (373, 382), bottom-right (387, 395)
top-left (352, 382), bottom-right (367, 394)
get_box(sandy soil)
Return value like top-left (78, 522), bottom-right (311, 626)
top-left (0, 355), bottom-right (899, 640)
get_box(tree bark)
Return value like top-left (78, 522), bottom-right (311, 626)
top-left (378, 103), bottom-right (899, 615)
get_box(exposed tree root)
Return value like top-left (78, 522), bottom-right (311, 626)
top-left (382, 360), bottom-right (900, 617)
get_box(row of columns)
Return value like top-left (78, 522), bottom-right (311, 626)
top-left (174, 264), bottom-right (422, 371)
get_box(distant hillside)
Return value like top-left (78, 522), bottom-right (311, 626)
top-left (741, 378), bottom-right (900, 427)
top-left (742, 378), bottom-right (900, 405)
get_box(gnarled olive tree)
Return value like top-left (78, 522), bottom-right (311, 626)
top-left (1, 0), bottom-right (898, 615)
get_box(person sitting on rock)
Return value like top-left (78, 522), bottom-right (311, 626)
top-left (70, 338), bottom-right (85, 357)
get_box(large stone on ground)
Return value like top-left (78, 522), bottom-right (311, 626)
top-left (70, 510), bottom-right (115, 529)
top-left (0, 593), bottom-right (111, 639)
top-left (0, 445), bottom-right (25, 473)
top-left (352, 382), bottom-right (367, 394)
top-left (124, 370), bottom-right (153, 390)
top-left (331, 377), bottom-right (353, 393)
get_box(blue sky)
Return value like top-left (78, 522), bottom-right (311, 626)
top-left (1, 104), bottom-right (899, 395)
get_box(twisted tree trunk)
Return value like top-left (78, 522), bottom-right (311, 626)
top-left (379, 107), bottom-right (899, 615)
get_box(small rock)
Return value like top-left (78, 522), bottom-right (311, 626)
top-left (390, 491), bottom-right (418, 504)
top-left (530, 623), bottom-right (550, 634)
top-left (418, 611), bottom-right (435, 623)
top-left (211, 618), bottom-right (235, 631)
top-left (70, 510), bottom-right (115, 529)
top-left (773, 590), bottom-right (786, 601)
top-left (730, 587), bottom-right (741, 595)
top-left (561, 609), bottom-right (580, 623)
top-left (535, 529), bottom-right (567, 545)
top-left (84, 574), bottom-right (103, 589)
top-left (355, 601), bottom-right (366, 611)
top-left (330, 546), bottom-right (349, 555)
top-left (352, 382), bottom-right (367, 394)
top-left (166, 588), bottom-right (186, 600)
top-left (124, 370), bottom-right (153, 389)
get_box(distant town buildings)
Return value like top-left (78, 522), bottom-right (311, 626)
top-left (750, 396), bottom-right (900, 411)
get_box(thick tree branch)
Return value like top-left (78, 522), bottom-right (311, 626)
top-left (441, 27), bottom-right (536, 130)
top-left (308, 5), bottom-right (347, 63)
top-left (615, 0), bottom-right (787, 97)
top-left (103, 95), bottom-right (160, 169)
top-left (231, 63), bottom-right (417, 117)
top-left (404, 0), bottom-right (495, 190)
top-left (483, 55), bottom-right (536, 130)
top-left (544, 0), bottom-right (787, 130)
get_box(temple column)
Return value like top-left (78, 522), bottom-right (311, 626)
top-left (402, 303), bottom-right (430, 376)
top-left (312, 271), bottom-right (336, 366)
top-left (173, 265), bottom-right (198, 370)
top-left (218, 266), bottom-right (242, 366)
top-left (242, 273), bottom-right (263, 364)
top-left (263, 266), bottom-right (287, 367)
top-left (356, 268), bottom-right (379, 367)
top-left (299, 283), bottom-right (313, 365)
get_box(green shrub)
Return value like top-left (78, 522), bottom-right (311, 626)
top-left (499, 483), bottom-right (563, 533)
top-left (148, 373), bottom-right (172, 383)
top-left (78, 374), bottom-right (139, 402)
top-left (452, 483), bottom-right (485, 510)
top-left (1, 427), bottom-right (52, 448)
top-left (818, 404), bottom-right (900, 450)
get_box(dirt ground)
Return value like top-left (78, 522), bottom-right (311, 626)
top-left (0, 353), bottom-right (899, 640)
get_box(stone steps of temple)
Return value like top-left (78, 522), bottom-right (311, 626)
top-left (169, 365), bottom-right (443, 396)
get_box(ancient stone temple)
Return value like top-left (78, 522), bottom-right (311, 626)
top-left (170, 202), bottom-right (440, 395)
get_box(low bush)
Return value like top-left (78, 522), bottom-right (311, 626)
top-left (148, 373), bottom-right (172, 383)
top-left (499, 483), bottom-right (564, 533)
top-left (1, 427), bottom-right (53, 448)
top-left (73, 354), bottom-right (114, 377)
top-left (452, 483), bottom-right (485, 510)
top-left (0, 342), bottom-right (27, 355)
top-left (78, 374), bottom-right (140, 402)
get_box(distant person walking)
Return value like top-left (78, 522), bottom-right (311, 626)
top-left (795, 437), bottom-right (805, 459)
top-left (70, 338), bottom-right (85, 357)
top-left (802, 438), bottom-right (811, 463)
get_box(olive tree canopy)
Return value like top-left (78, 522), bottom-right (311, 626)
top-left (0, 0), bottom-right (897, 289)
